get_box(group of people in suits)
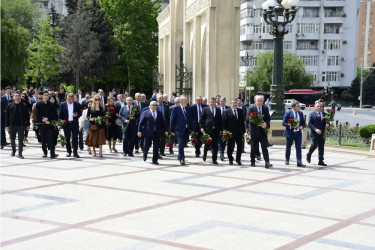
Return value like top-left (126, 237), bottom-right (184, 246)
top-left (2, 85), bottom-right (330, 167)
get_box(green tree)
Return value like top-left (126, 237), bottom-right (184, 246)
top-left (248, 51), bottom-right (314, 91)
top-left (25, 17), bottom-right (65, 88)
top-left (101, 0), bottom-right (161, 94)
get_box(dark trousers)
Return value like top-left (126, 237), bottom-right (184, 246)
top-left (194, 131), bottom-right (203, 155)
top-left (144, 132), bottom-right (160, 163)
top-left (63, 122), bottom-right (79, 154)
top-left (123, 123), bottom-right (136, 154)
top-left (308, 135), bottom-right (325, 162)
top-left (1, 113), bottom-right (6, 146)
top-left (78, 130), bottom-right (84, 150)
top-left (227, 135), bottom-right (242, 162)
top-left (251, 134), bottom-right (270, 164)
top-left (159, 133), bottom-right (166, 155)
top-left (39, 125), bottom-right (56, 155)
top-left (9, 126), bottom-right (24, 155)
top-left (176, 128), bottom-right (189, 160)
top-left (203, 131), bottom-right (219, 162)
top-left (285, 132), bottom-right (302, 163)
top-left (134, 128), bottom-right (140, 150)
top-left (218, 135), bottom-right (227, 157)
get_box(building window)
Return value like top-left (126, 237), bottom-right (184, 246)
top-left (297, 23), bottom-right (319, 34)
top-left (253, 25), bottom-right (262, 34)
top-left (324, 24), bottom-right (342, 34)
top-left (307, 71), bottom-right (318, 81)
top-left (322, 71), bottom-right (339, 82)
top-left (326, 56), bottom-right (340, 66)
top-left (324, 7), bottom-right (343, 17)
top-left (284, 41), bottom-right (292, 50)
top-left (252, 41), bottom-right (263, 50)
top-left (304, 7), bottom-right (319, 17)
top-left (297, 41), bottom-right (318, 50)
top-left (324, 39), bottom-right (341, 50)
top-left (298, 55), bottom-right (319, 66)
top-left (285, 24), bottom-right (293, 33)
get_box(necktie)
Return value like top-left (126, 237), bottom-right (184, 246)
top-left (198, 105), bottom-right (201, 119)
top-left (258, 107), bottom-right (262, 115)
top-left (153, 111), bottom-right (156, 131)
top-left (7, 95), bottom-right (10, 101)
top-left (211, 108), bottom-right (214, 115)
top-left (234, 109), bottom-right (238, 119)
top-left (294, 112), bottom-right (297, 119)
top-left (318, 112), bottom-right (321, 121)
top-left (182, 107), bottom-right (186, 118)
top-left (222, 108), bottom-right (225, 121)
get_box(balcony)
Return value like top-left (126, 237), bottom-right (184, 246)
top-left (324, 0), bottom-right (346, 7)
top-left (299, 0), bottom-right (321, 7)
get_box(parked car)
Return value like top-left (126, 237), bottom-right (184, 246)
top-left (284, 99), bottom-right (306, 110)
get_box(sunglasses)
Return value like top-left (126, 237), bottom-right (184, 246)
top-left (38, 98), bottom-right (42, 100)
top-left (151, 104), bottom-right (157, 106)
top-left (95, 99), bottom-right (100, 101)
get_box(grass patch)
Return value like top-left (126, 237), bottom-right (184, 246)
top-left (326, 141), bottom-right (370, 149)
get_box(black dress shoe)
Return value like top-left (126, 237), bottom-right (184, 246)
top-left (18, 155), bottom-right (24, 159)
top-left (169, 149), bottom-right (174, 154)
top-left (66, 153), bottom-right (71, 157)
top-left (50, 154), bottom-right (59, 159)
top-left (158, 155), bottom-right (163, 159)
top-left (212, 161), bottom-right (218, 165)
top-left (306, 154), bottom-right (311, 163)
top-left (180, 160), bottom-right (185, 165)
top-left (285, 161), bottom-right (289, 165)
top-left (318, 161), bottom-right (327, 166)
top-left (236, 160), bottom-right (242, 165)
top-left (257, 156), bottom-right (261, 161)
top-left (265, 163), bottom-right (273, 168)
top-left (123, 153), bottom-right (127, 156)
top-left (195, 153), bottom-right (200, 158)
top-left (220, 156), bottom-right (224, 161)
top-left (128, 154), bottom-right (134, 157)
top-left (202, 155), bottom-right (206, 161)
top-left (229, 160), bottom-right (233, 165)
top-left (143, 154), bottom-right (147, 161)
top-left (297, 163), bottom-right (306, 168)
top-left (42, 154), bottom-right (47, 158)
top-left (268, 144), bottom-right (273, 147)
top-left (161, 153), bottom-right (166, 156)
top-left (73, 154), bottom-right (80, 158)
top-left (152, 161), bottom-right (159, 165)
top-left (0, 146), bottom-right (4, 149)
top-left (250, 163), bottom-right (256, 167)
top-left (11, 151), bottom-right (16, 156)
top-left (135, 149), bottom-right (139, 153)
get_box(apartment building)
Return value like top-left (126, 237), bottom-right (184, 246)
top-left (34, 0), bottom-right (67, 17)
top-left (357, 0), bottom-right (375, 67)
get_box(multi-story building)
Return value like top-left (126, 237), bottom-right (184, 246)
top-left (357, 0), bottom-right (375, 67)
top-left (34, 0), bottom-right (68, 17)
top-left (240, 0), bottom-right (360, 90)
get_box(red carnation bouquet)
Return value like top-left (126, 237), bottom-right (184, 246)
top-left (201, 133), bottom-right (212, 145)
top-left (191, 131), bottom-right (198, 147)
top-left (248, 112), bottom-right (270, 135)
top-left (222, 130), bottom-right (232, 142)
top-left (287, 118), bottom-right (299, 132)
top-left (323, 108), bottom-right (334, 138)
top-left (166, 134), bottom-right (174, 149)
top-left (245, 133), bottom-right (251, 145)
top-left (123, 106), bottom-right (138, 132)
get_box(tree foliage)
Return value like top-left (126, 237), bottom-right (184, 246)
top-left (248, 51), bottom-right (314, 91)
top-left (101, 0), bottom-right (161, 93)
top-left (25, 17), bottom-right (65, 88)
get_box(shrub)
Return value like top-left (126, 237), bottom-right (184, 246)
top-left (359, 124), bottom-right (375, 139)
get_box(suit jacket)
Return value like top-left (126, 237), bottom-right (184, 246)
top-left (217, 105), bottom-right (230, 122)
top-left (190, 103), bottom-right (207, 132)
top-left (59, 101), bottom-right (82, 126)
top-left (35, 101), bottom-right (58, 125)
top-left (119, 105), bottom-right (139, 130)
top-left (223, 108), bottom-right (245, 137)
top-left (100, 95), bottom-right (107, 106)
top-left (138, 109), bottom-right (167, 137)
top-left (5, 101), bottom-right (30, 127)
top-left (199, 106), bottom-right (222, 134)
top-left (133, 100), bottom-right (147, 112)
top-left (308, 110), bottom-right (327, 139)
top-left (246, 104), bottom-right (271, 136)
top-left (282, 109), bottom-right (306, 137)
top-left (1, 95), bottom-right (12, 113)
top-left (170, 105), bottom-right (192, 134)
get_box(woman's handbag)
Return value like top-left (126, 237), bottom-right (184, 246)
top-left (90, 124), bottom-right (98, 131)
top-left (115, 118), bottom-right (122, 126)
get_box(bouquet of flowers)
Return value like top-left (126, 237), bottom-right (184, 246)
top-left (57, 134), bottom-right (67, 147)
top-left (245, 133), bottom-right (251, 145)
top-left (287, 118), bottom-right (299, 132)
top-left (52, 119), bottom-right (67, 129)
top-left (124, 106), bottom-right (139, 131)
top-left (222, 130), bottom-right (232, 142)
top-left (323, 108), bottom-right (334, 139)
top-left (248, 112), bottom-right (270, 135)
top-left (166, 135), bottom-right (174, 149)
top-left (201, 133), bottom-right (212, 145)
top-left (95, 112), bottom-right (111, 126)
top-left (191, 131), bottom-right (198, 147)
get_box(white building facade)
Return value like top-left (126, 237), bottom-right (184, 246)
top-left (240, 0), bottom-right (360, 89)
top-left (34, 0), bottom-right (68, 17)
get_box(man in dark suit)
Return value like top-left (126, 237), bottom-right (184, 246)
top-left (307, 102), bottom-right (329, 166)
top-left (168, 97), bottom-right (181, 155)
top-left (1, 87), bottom-right (12, 149)
top-left (112, 88), bottom-right (118, 101)
top-left (57, 86), bottom-right (66, 104)
top-left (190, 96), bottom-right (207, 157)
top-left (119, 97), bottom-right (138, 156)
top-left (282, 101), bottom-right (306, 167)
top-left (133, 93), bottom-right (147, 153)
top-left (77, 89), bottom-right (84, 104)
top-left (224, 99), bottom-right (245, 165)
top-left (199, 97), bottom-right (222, 164)
top-left (138, 101), bottom-right (168, 164)
top-left (247, 95), bottom-right (272, 168)
top-left (98, 89), bottom-right (107, 106)
top-left (157, 94), bottom-right (169, 157)
top-left (59, 93), bottom-right (82, 158)
top-left (36, 91), bottom-right (59, 158)
top-left (217, 97), bottom-right (230, 161)
top-left (170, 96), bottom-right (192, 165)
top-left (237, 98), bottom-right (247, 153)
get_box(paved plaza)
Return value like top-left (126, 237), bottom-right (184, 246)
top-left (1, 132), bottom-right (375, 249)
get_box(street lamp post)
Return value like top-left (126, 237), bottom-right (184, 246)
top-left (262, 0), bottom-right (299, 119)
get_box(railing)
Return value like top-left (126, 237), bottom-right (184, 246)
top-left (325, 123), bottom-right (371, 146)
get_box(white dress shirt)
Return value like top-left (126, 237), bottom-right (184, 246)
top-left (67, 102), bottom-right (74, 121)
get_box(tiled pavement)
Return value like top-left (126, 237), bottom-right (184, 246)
top-left (1, 132), bottom-right (375, 249)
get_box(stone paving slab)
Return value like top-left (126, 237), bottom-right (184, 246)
top-left (1, 131), bottom-right (375, 249)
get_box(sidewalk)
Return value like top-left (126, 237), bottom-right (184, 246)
top-left (1, 131), bottom-right (375, 249)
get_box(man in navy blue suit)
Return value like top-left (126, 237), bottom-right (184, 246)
top-left (190, 96), bottom-right (207, 157)
top-left (138, 101), bottom-right (168, 164)
top-left (307, 102), bottom-right (329, 166)
top-left (170, 96), bottom-right (192, 165)
top-left (156, 93), bottom-right (169, 157)
top-left (1, 87), bottom-right (12, 149)
top-left (247, 95), bottom-right (272, 168)
top-left (217, 97), bottom-right (230, 161)
top-left (59, 93), bottom-right (82, 158)
top-left (120, 97), bottom-right (138, 157)
top-left (282, 101), bottom-right (306, 167)
top-left (133, 93), bottom-right (147, 153)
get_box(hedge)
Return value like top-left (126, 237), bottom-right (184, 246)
top-left (359, 124), bottom-right (375, 139)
